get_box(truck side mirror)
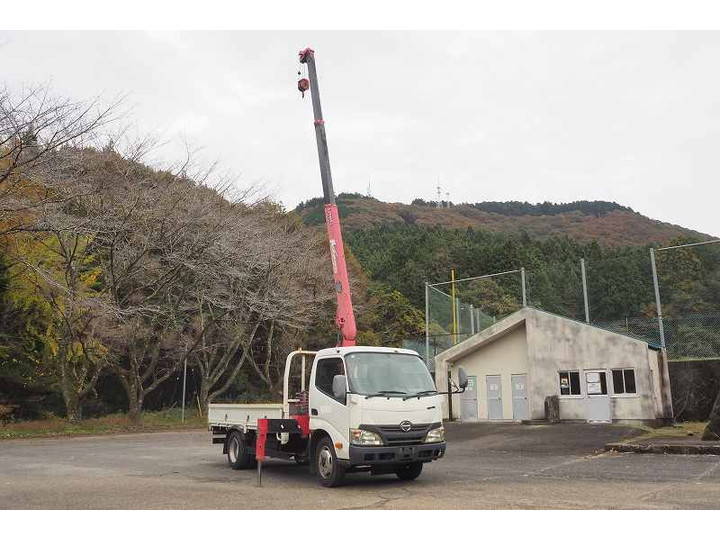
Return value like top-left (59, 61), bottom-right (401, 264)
top-left (458, 367), bottom-right (469, 390)
top-left (332, 374), bottom-right (347, 401)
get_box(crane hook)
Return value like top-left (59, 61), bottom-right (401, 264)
top-left (298, 77), bottom-right (310, 98)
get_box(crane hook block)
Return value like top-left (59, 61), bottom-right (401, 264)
top-left (298, 78), bottom-right (310, 98)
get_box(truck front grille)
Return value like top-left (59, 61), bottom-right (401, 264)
top-left (362, 423), bottom-right (439, 446)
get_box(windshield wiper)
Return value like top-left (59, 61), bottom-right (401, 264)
top-left (364, 390), bottom-right (408, 400)
top-left (402, 390), bottom-right (438, 400)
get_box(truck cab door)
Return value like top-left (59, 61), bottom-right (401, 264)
top-left (309, 356), bottom-right (350, 458)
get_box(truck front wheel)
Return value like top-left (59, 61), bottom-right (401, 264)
top-left (315, 436), bottom-right (345, 487)
top-left (227, 431), bottom-right (255, 470)
top-left (395, 462), bottom-right (423, 481)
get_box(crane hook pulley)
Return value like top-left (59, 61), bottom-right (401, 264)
top-left (298, 77), bottom-right (310, 98)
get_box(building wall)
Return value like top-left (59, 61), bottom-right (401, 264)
top-left (525, 309), bottom-right (660, 421)
top-left (448, 325), bottom-right (529, 421)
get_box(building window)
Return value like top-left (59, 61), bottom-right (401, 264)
top-left (612, 369), bottom-right (637, 394)
top-left (558, 371), bottom-right (581, 396)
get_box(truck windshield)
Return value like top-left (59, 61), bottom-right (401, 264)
top-left (344, 352), bottom-right (436, 396)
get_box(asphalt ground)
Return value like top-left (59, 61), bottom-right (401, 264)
top-left (1, 422), bottom-right (719, 509)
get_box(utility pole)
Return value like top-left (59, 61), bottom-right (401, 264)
top-left (181, 350), bottom-right (188, 423)
top-left (580, 258), bottom-right (590, 324)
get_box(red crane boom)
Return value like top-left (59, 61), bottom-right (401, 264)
top-left (299, 47), bottom-right (357, 347)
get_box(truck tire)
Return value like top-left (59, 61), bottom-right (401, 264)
top-left (395, 462), bottom-right (423, 481)
top-left (227, 431), bottom-right (255, 470)
top-left (315, 436), bottom-right (345, 487)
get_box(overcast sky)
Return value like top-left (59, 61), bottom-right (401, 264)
top-left (2, 31), bottom-right (719, 237)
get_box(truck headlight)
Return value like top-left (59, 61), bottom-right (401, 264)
top-left (350, 429), bottom-right (383, 446)
top-left (424, 426), bottom-right (445, 443)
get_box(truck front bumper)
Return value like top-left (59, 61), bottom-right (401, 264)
top-left (348, 442), bottom-right (446, 466)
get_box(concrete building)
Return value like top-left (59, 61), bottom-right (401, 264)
top-left (435, 307), bottom-right (673, 424)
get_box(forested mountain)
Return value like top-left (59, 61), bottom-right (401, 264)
top-left (295, 193), bottom-right (709, 246)
top-left (295, 193), bottom-right (720, 374)
top-left (346, 224), bottom-right (720, 321)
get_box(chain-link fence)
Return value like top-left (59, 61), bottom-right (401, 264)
top-left (424, 240), bottom-right (720, 369)
top-left (422, 269), bottom-right (525, 368)
top-left (525, 259), bottom-right (585, 320)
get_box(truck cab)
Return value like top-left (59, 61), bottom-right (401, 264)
top-left (304, 346), bottom-right (446, 486)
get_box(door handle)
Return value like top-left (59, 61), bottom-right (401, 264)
top-left (311, 408), bottom-right (318, 416)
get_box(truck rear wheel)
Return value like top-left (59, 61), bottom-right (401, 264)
top-left (315, 436), bottom-right (345, 487)
top-left (227, 431), bottom-right (255, 470)
top-left (395, 462), bottom-right (423, 481)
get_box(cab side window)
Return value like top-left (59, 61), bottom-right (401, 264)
top-left (315, 358), bottom-right (345, 402)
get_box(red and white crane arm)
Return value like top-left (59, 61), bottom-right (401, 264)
top-left (299, 47), bottom-right (357, 347)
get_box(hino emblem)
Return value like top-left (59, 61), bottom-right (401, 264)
top-left (400, 420), bottom-right (412, 432)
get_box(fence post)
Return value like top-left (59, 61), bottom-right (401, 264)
top-left (580, 258), bottom-right (590, 324)
top-left (424, 282), bottom-right (430, 367)
top-left (447, 371), bottom-right (454, 421)
top-left (456, 300), bottom-right (461, 338)
top-left (521, 267), bottom-right (527, 307)
top-left (650, 248), bottom-right (667, 349)
top-left (470, 303), bottom-right (475, 334)
top-left (450, 269), bottom-right (458, 345)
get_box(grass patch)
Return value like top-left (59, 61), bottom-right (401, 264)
top-left (0, 408), bottom-right (206, 440)
top-left (630, 421), bottom-right (708, 441)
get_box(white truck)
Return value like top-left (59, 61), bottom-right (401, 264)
top-left (208, 48), bottom-right (467, 487)
top-left (209, 347), bottom-right (467, 486)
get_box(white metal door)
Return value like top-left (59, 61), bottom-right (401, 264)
top-left (511, 374), bottom-right (529, 421)
top-left (461, 375), bottom-right (478, 422)
top-left (486, 375), bottom-right (503, 420)
top-left (584, 370), bottom-right (611, 423)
